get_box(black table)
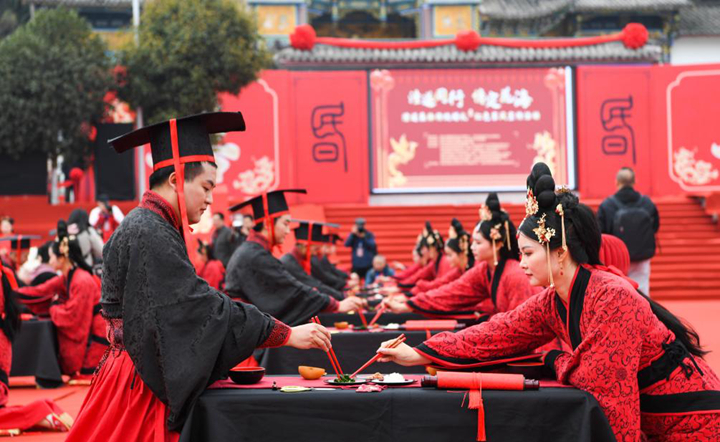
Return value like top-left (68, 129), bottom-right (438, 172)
top-left (317, 312), bottom-right (424, 327)
top-left (180, 383), bottom-right (615, 442)
top-left (258, 330), bottom-right (441, 375)
top-left (10, 319), bottom-right (63, 388)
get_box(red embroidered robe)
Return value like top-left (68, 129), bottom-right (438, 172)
top-left (416, 266), bottom-right (720, 441)
top-left (398, 255), bottom-right (451, 286)
top-left (17, 268), bottom-right (106, 375)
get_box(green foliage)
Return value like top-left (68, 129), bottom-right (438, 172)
top-left (0, 0), bottom-right (30, 39)
top-left (119, 0), bottom-right (271, 125)
top-left (0, 8), bottom-right (112, 162)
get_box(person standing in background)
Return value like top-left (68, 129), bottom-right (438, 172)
top-left (597, 167), bottom-right (659, 295)
top-left (344, 218), bottom-right (377, 280)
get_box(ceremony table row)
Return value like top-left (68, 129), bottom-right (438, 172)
top-left (180, 375), bottom-right (615, 442)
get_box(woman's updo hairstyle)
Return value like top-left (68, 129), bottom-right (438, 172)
top-left (52, 220), bottom-right (93, 273)
top-left (477, 192), bottom-right (520, 262)
top-left (519, 162), bottom-right (602, 266)
top-left (445, 226), bottom-right (474, 269)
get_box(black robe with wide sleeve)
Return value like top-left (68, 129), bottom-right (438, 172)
top-left (321, 255), bottom-right (349, 280)
top-left (280, 254), bottom-right (344, 300)
top-left (101, 205), bottom-right (284, 431)
top-left (311, 256), bottom-right (346, 291)
top-left (225, 240), bottom-right (334, 326)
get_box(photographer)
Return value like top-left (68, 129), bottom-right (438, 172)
top-left (344, 218), bottom-right (377, 279)
top-left (88, 194), bottom-right (124, 242)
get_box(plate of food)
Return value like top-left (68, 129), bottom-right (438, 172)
top-left (368, 372), bottom-right (416, 385)
top-left (323, 374), bottom-right (367, 386)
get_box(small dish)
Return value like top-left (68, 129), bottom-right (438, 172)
top-left (298, 366), bottom-right (326, 380)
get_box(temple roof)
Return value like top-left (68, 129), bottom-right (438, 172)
top-left (23, 0), bottom-right (140, 5)
top-left (678, 2), bottom-right (720, 36)
top-left (274, 40), bottom-right (662, 68)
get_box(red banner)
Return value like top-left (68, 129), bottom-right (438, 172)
top-left (290, 71), bottom-right (369, 204)
top-left (577, 64), bottom-right (720, 198)
top-left (576, 66), bottom-right (653, 199)
top-left (370, 68), bottom-right (575, 193)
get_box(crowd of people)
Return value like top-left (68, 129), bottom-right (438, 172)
top-left (0, 110), bottom-right (715, 441)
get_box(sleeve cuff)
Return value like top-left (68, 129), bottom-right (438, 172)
top-left (259, 320), bottom-right (292, 349)
top-left (323, 296), bottom-right (339, 313)
top-left (542, 350), bottom-right (564, 379)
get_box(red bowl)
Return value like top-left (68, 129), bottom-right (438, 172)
top-left (229, 367), bottom-right (265, 385)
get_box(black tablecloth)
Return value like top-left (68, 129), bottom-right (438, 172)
top-left (10, 320), bottom-right (63, 387)
top-left (258, 330), bottom-right (437, 375)
top-left (180, 383), bottom-right (615, 442)
top-left (316, 312), bottom-right (424, 327)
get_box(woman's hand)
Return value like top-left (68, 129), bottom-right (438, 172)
top-left (376, 341), bottom-right (431, 366)
top-left (286, 323), bottom-right (332, 352)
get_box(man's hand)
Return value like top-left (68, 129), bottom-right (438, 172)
top-left (337, 296), bottom-right (364, 313)
top-left (286, 323), bottom-right (332, 352)
top-left (391, 261), bottom-right (406, 271)
top-left (382, 295), bottom-right (411, 313)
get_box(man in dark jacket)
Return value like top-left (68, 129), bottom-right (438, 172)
top-left (597, 167), bottom-right (659, 295)
top-left (344, 218), bottom-right (377, 279)
top-left (211, 212), bottom-right (240, 268)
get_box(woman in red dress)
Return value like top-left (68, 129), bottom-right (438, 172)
top-left (384, 193), bottom-right (541, 321)
top-left (377, 163), bottom-right (720, 441)
top-left (0, 265), bottom-right (74, 435)
top-left (394, 222), bottom-right (451, 286)
top-left (196, 241), bottom-right (225, 291)
top-left (16, 221), bottom-right (106, 378)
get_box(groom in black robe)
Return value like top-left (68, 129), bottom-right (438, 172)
top-left (225, 191), bottom-right (363, 326)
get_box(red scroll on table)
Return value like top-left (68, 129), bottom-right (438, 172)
top-left (422, 372), bottom-right (538, 442)
top-left (403, 320), bottom-right (458, 330)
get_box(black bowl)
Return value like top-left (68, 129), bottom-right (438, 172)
top-left (228, 367), bottom-right (266, 385)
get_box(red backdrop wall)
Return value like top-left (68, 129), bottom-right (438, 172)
top-left (577, 63), bottom-right (720, 199)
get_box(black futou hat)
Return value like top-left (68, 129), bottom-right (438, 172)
top-left (109, 112), bottom-right (246, 172)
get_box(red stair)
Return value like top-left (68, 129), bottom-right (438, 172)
top-left (325, 197), bottom-right (720, 301)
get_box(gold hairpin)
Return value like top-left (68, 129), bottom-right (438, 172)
top-left (489, 223), bottom-right (502, 265)
top-left (479, 205), bottom-right (493, 222)
top-left (532, 213), bottom-right (556, 288)
top-left (524, 188), bottom-right (539, 221)
top-left (504, 220), bottom-right (511, 250)
top-left (556, 203), bottom-right (567, 251)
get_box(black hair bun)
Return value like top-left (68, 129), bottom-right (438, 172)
top-left (535, 175), bottom-right (557, 210)
top-left (527, 162), bottom-right (553, 191)
top-left (56, 220), bottom-right (68, 240)
top-left (485, 192), bottom-right (501, 213)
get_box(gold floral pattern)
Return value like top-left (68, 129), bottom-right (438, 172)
top-left (532, 213), bottom-right (555, 244)
top-left (388, 134), bottom-right (418, 187)
top-left (673, 147), bottom-right (719, 186)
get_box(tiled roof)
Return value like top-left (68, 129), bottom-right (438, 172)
top-left (274, 40), bottom-right (662, 68)
top-left (23, 0), bottom-right (140, 6)
top-left (679, 4), bottom-right (720, 36)
top-left (574, 0), bottom-right (690, 12)
top-left (480, 0), bottom-right (573, 20)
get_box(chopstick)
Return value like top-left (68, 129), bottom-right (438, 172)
top-left (367, 303), bottom-right (386, 327)
top-left (358, 306), bottom-right (369, 328)
top-left (349, 334), bottom-right (406, 378)
top-left (311, 316), bottom-right (344, 377)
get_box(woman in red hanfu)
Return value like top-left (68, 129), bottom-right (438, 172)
top-left (377, 163), bottom-right (720, 441)
top-left (0, 265), bottom-right (74, 435)
top-left (16, 221), bottom-right (107, 379)
top-left (196, 241), bottom-right (225, 291)
top-left (408, 218), bottom-right (473, 295)
top-left (394, 222), bottom-right (451, 286)
top-left (384, 193), bottom-right (541, 322)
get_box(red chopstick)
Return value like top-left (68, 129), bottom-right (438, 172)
top-left (311, 316), bottom-right (344, 376)
top-left (358, 307), bottom-right (369, 328)
top-left (367, 303), bottom-right (386, 327)
top-left (349, 334), bottom-right (406, 378)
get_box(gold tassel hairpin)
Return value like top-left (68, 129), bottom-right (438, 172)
top-left (504, 220), bottom-right (511, 250)
top-left (532, 214), bottom-right (556, 288)
top-left (490, 223), bottom-right (502, 266)
top-left (556, 203), bottom-right (567, 252)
